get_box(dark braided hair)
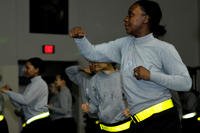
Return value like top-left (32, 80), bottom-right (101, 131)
top-left (134, 0), bottom-right (166, 37)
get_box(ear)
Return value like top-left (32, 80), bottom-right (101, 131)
top-left (143, 15), bottom-right (149, 24)
top-left (35, 68), bottom-right (40, 74)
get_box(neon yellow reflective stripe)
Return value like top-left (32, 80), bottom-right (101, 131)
top-left (0, 115), bottom-right (4, 121)
top-left (22, 123), bottom-right (26, 127)
top-left (197, 117), bottom-right (200, 121)
top-left (135, 99), bottom-right (174, 122)
top-left (100, 120), bottom-right (132, 132)
top-left (96, 120), bottom-right (100, 124)
top-left (26, 112), bottom-right (49, 125)
top-left (98, 99), bottom-right (173, 132)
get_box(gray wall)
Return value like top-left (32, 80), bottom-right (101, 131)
top-left (0, 0), bottom-right (199, 65)
top-left (0, 0), bottom-right (199, 133)
top-left (157, 0), bottom-right (200, 66)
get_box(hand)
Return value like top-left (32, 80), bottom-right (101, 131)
top-left (133, 66), bottom-right (150, 80)
top-left (69, 26), bottom-right (86, 38)
top-left (81, 103), bottom-right (90, 113)
top-left (0, 84), bottom-right (12, 93)
top-left (81, 67), bottom-right (92, 74)
top-left (123, 108), bottom-right (130, 117)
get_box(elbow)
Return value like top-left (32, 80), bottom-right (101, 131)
top-left (181, 77), bottom-right (192, 91)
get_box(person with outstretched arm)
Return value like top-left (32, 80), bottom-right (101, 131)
top-left (69, 0), bottom-right (192, 132)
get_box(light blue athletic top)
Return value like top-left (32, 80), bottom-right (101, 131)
top-left (74, 33), bottom-right (192, 115)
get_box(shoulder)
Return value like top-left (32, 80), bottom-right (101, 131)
top-left (152, 38), bottom-right (176, 52)
top-left (40, 79), bottom-right (48, 87)
top-left (34, 78), bottom-right (48, 90)
top-left (63, 87), bottom-right (72, 94)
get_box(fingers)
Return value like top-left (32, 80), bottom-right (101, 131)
top-left (133, 66), bottom-right (142, 80)
top-left (123, 108), bottom-right (131, 117)
top-left (69, 27), bottom-right (86, 38)
top-left (81, 103), bottom-right (89, 112)
top-left (0, 84), bottom-right (11, 93)
top-left (133, 66), bottom-right (150, 80)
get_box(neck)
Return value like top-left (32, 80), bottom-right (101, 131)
top-left (60, 84), bottom-right (66, 89)
top-left (134, 25), bottom-right (151, 37)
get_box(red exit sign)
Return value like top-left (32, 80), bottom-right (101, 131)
top-left (42, 44), bottom-right (55, 54)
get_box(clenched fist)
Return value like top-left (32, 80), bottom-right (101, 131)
top-left (69, 26), bottom-right (86, 38)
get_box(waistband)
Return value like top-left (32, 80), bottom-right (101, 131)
top-left (133, 99), bottom-right (174, 122)
top-left (98, 99), bottom-right (173, 132)
top-left (197, 117), bottom-right (200, 121)
top-left (0, 115), bottom-right (4, 121)
top-left (182, 112), bottom-right (197, 119)
top-left (22, 112), bottom-right (50, 127)
top-left (99, 118), bottom-right (132, 132)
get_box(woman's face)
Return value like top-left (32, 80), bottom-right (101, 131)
top-left (124, 4), bottom-right (148, 36)
top-left (93, 62), bottom-right (110, 72)
top-left (54, 75), bottom-right (63, 88)
top-left (24, 61), bottom-right (39, 78)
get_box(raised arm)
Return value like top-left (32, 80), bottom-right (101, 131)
top-left (69, 26), bottom-right (122, 63)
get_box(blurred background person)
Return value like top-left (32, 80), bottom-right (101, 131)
top-left (81, 62), bottom-right (131, 133)
top-left (65, 62), bottom-right (99, 133)
top-left (0, 57), bottom-right (50, 133)
top-left (48, 73), bottom-right (76, 133)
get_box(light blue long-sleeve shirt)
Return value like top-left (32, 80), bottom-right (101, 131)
top-left (48, 86), bottom-right (73, 120)
top-left (74, 33), bottom-right (192, 115)
top-left (65, 65), bottom-right (92, 103)
top-left (65, 65), bottom-right (98, 118)
top-left (6, 76), bottom-right (49, 121)
top-left (89, 71), bottom-right (127, 124)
